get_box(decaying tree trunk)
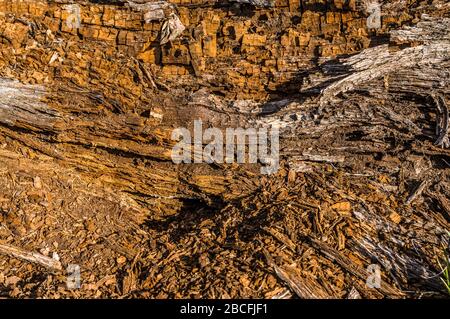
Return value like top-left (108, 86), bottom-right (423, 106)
top-left (0, 0), bottom-right (448, 299)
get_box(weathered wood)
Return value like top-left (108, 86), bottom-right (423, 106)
top-left (265, 250), bottom-right (332, 299)
top-left (0, 243), bottom-right (62, 271)
top-left (0, 0), bottom-right (448, 299)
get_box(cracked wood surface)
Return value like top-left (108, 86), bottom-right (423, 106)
top-left (0, 0), bottom-right (448, 299)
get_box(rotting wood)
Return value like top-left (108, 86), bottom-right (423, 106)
top-left (347, 287), bottom-right (362, 299)
top-left (0, 243), bottom-right (62, 271)
top-left (0, 0), bottom-right (448, 299)
top-left (433, 94), bottom-right (449, 148)
top-left (264, 249), bottom-right (331, 299)
top-left (406, 179), bottom-right (429, 205)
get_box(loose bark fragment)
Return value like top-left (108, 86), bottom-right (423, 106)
top-left (0, 243), bottom-right (62, 271)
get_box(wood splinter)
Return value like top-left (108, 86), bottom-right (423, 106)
top-left (0, 243), bottom-right (62, 271)
top-left (406, 179), bottom-right (429, 205)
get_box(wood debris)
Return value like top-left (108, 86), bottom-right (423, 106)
top-left (0, 243), bottom-right (62, 271)
top-left (0, 0), bottom-right (448, 299)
